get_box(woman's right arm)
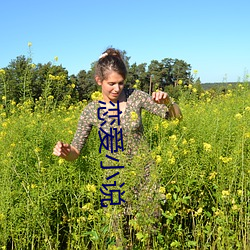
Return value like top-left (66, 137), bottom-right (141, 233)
top-left (53, 102), bottom-right (95, 161)
top-left (53, 141), bottom-right (80, 161)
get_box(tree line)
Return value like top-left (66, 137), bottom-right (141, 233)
top-left (0, 51), bottom-right (200, 106)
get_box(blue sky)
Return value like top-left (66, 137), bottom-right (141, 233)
top-left (1, 0), bottom-right (249, 83)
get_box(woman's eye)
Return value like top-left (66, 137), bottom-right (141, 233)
top-left (108, 82), bottom-right (123, 86)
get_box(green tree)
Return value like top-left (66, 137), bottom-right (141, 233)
top-left (4, 55), bottom-right (33, 102)
top-left (148, 58), bottom-right (193, 91)
top-left (76, 68), bottom-right (98, 101)
top-left (171, 59), bottom-right (192, 86)
top-left (127, 63), bottom-right (148, 90)
top-left (32, 62), bottom-right (69, 103)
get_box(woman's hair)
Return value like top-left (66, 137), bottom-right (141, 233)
top-left (95, 48), bottom-right (127, 81)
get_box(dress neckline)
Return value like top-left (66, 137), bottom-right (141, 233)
top-left (96, 88), bottom-right (131, 121)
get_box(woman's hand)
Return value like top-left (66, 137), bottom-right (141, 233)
top-left (53, 141), bottom-right (71, 158)
top-left (152, 91), bottom-right (171, 105)
top-left (152, 91), bottom-right (183, 120)
top-left (53, 141), bottom-right (80, 161)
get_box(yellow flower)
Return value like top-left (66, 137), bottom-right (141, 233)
top-left (171, 118), bottom-right (179, 126)
top-left (234, 113), bottom-right (242, 120)
top-left (245, 106), bottom-right (250, 112)
top-left (237, 189), bottom-right (243, 196)
top-left (130, 111), bottom-right (138, 121)
top-left (71, 83), bottom-right (75, 89)
top-left (10, 100), bottom-right (16, 106)
top-left (77, 216), bottom-right (86, 223)
top-left (154, 123), bottom-right (159, 131)
top-left (178, 79), bottom-right (183, 85)
top-left (168, 156), bottom-right (175, 165)
top-left (245, 132), bottom-right (250, 138)
top-left (106, 212), bottom-right (111, 218)
top-left (192, 88), bottom-right (197, 93)
top-left (87, 215), bottom-right (94, 221)
top-left (165, 193), bottom-right (172, 199)
top-left (219, 156), bottom-right (232, 164)
top-left (28, 42), bottom-right (32, 47)
top-left (48, 74), bottom-right (55, 80)
top-left (34, 147), bottom-right (41, 153)
top-left (214, 209), bottom-right (223, 216)
top-left (58, 158), bottom-right (64, 165)
top-left (133, 84), bottom-right (138, 89)
top-left (222, 190), bottom-right (230, 197)
top-left (0, 213), bottom-right (5, 221)
top-left (193, 69), bottom-right (198, 74)
top-left (86, 184), bottom-right (96, 193)
top-left (188, 84), bottom-right (193, 89)
top-left (81, 203), bottom-right (93, 212)
top-left (130, 171), bottom-right (136, 176)
top-left (54, 56), bottom-right (58, 62)
top-left (161, 120), bottom-right (168, 128)
top-left (232, 204), bottom-right (239, 211)
top-left (0, 69), bottom-right (6, 75)
top-left (7, 152), bottom-right (12, 157)
top-left (195, 207), bottom-right (203, 216)
top-left (31, 184), bottom-right (37, 189)
top-left (135, 79), bottom-right (140, 83)
top-left (155, 155), bottom-right (162, 164)
top-left (208, 171), bottom-right (217, 180)
top-left (189, 138), bottom-right (195, 144)
top-left (2, 122), bottom-right (7, 128)
top-left (91, 91), bottom-right (103, 101)
top-left (159, 186), bottom-right (166, 194)
top-left (2, 96), bottom-right (6, 100)
top-left (203, 142), bottom-right (212, 152)
top-left (181, 139), bottom-right (187, 145)
top-left (48, 95), bottom-right (54, 100)
top-left (169, 134), bottom-right (177, 141)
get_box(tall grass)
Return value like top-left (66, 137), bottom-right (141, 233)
top-left (0, 83), bottom-right (249, 249)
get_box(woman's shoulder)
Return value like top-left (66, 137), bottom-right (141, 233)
top-left (80, 100), bottom-right (99, 115)
top-left (125, 88), bottom-right (150, 100)
top-left (125, 88), bottom-right (151, 104)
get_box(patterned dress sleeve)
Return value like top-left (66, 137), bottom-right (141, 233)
top-left (71, 102), bottom-right (96, 152)
top-left (135, 90), bottom-right (170, 119)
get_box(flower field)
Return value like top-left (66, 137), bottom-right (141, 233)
top-left (0, 83), bottom-right (249, 249)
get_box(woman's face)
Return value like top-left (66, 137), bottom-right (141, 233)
top-left (96, 71), bottom-right (125, 102)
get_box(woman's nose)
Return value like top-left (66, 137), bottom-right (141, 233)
top-left (114, 84), bottom-right (120, 92)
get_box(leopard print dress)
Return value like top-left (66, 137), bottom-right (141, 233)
top-left (71, 88), bottom-right (170, 235)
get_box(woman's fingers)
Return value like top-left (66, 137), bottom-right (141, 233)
top-left (53, 141), bottom-right (70, 157)
top-left (152, 91), bottom-right (170, 104)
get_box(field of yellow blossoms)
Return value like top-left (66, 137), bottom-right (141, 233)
top-left (0, 82), bottom-right (249, 249)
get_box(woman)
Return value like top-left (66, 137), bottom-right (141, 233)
top-left (53, 48), bottom-right (182, 160)
top-left (53, 47), bottom-right (182, 246)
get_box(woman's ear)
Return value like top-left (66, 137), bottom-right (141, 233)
top-left (95, 76), bottom-right (102, 86)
